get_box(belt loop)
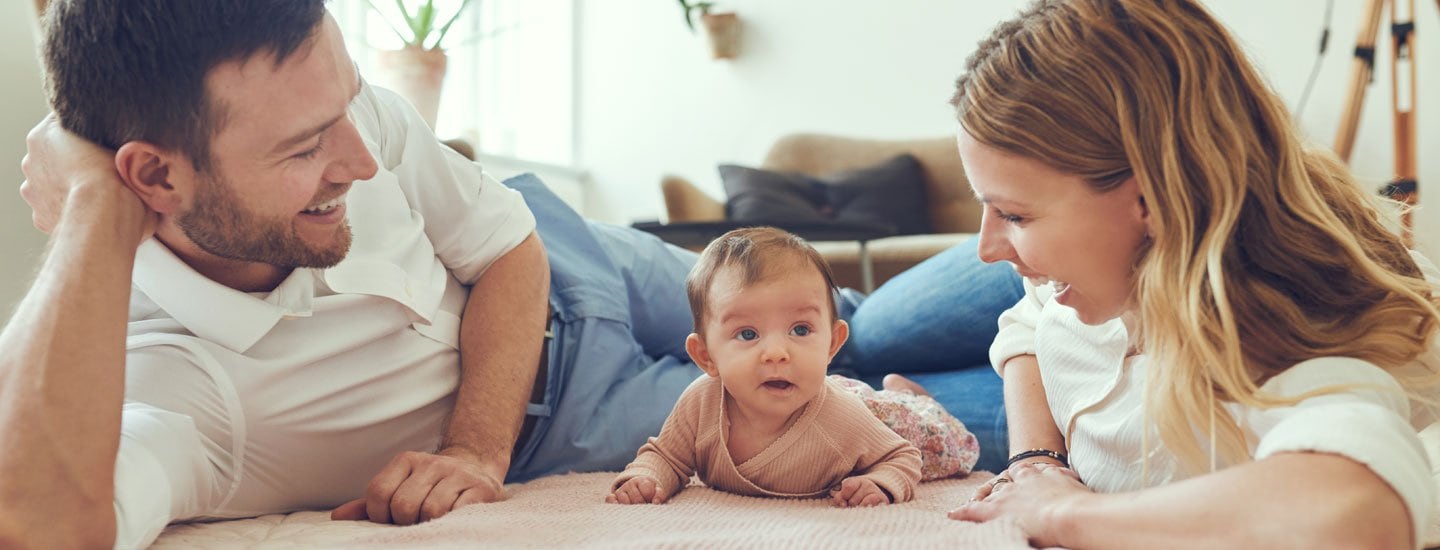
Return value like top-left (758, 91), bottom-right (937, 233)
top-left (528, 302), bottom-right (556, 408)
top-left (544, 301), bottom-right (556, 340)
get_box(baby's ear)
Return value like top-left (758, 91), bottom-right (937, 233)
top-left (827, 319), bottom-right (850, 360)
top-left (686, 333), bottom-right (718, 377)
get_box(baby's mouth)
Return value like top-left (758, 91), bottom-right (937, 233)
top-left (762, 380), bottom-right (794, 390)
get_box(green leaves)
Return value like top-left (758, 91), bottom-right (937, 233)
top-left (675, 0), bottom-right (715, 33)
top-left (364, 0), bottom-right (476, 50)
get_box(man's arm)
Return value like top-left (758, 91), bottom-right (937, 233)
top-left (444, 231), bottom-right (549, 479)
top-left (334, 232), bottom-right (549, 525)
top-left (0, 131), bottom-right (153, 546)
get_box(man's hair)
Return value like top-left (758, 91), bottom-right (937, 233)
top-left (685, 226), bottom-right (839, 333)
top-left (41, 0), bottom-right (328, 171)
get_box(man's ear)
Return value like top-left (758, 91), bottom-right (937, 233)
top-left (685, 333), bottom-right (719, 378)
top-left (114, 141), bottom-right (189, 215)
top-left (827, 319), bottom-right (850, 360)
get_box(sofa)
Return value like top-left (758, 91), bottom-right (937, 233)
top-left (660, 133), bottom-right (981, 290)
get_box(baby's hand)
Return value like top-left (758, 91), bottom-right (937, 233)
top-left (605, 476), bottom-right (666, 505)
top-left (830, 477), bottom-right (891, 507)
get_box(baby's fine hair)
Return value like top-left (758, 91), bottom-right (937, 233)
top-left (685, 227), bottom-right (839, 332)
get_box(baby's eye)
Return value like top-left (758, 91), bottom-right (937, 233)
top-left (790, 325), bottom-right (811, 337)
top-left (737, 328), bottom-right (759, 341)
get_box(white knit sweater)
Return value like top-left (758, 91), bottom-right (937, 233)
top-left (989, 254), bottom-right (1440, 546)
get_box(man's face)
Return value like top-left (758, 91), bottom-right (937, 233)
top-left (179, 15), bottom-right (377, 269)
top-left (177, 163), bottom-right (351, 268)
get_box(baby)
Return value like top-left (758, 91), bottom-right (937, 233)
top-left (607, 227), bottom-right (975, 508)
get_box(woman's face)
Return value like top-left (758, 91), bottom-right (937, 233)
top-left (960, 131), bottom-right (1151, 325)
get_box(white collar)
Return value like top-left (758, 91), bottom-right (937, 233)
top-left (132, 239), bottom-right (318, 354)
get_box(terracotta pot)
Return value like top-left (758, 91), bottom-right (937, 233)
top-left (374, 46), bottom-right (449, 128)
top-left (701, 12), bottom-right (741, 60)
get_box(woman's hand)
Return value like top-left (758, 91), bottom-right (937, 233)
top-left (950, 461), bottom-right (1090, 547)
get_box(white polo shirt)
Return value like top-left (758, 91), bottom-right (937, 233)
top-left (989, 254), bottom-right (1440, 547)
top-left (112, 84), bottom-right (536, 549)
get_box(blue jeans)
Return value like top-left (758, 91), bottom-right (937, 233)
top-left (832, 238), bottom-right (1026, 472)
top-left (503, 175), bottom-right (1024, 480)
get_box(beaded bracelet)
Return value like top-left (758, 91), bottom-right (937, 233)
top-left (1007, 449), bottom-right (1068, 469)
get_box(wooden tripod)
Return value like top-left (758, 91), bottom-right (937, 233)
top-left (1332, 0), bottom-right (1431, 246)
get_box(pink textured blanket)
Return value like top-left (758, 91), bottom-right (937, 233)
top-left (347, 471), bottom-right (1027, 549)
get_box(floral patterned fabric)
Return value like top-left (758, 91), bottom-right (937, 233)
top-left (831, 375), bottom-right (980, 480)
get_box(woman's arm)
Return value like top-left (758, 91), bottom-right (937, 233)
top-left (1002, 355), bottom-right (1066, 465)
top-left (957, 452), bottom-right (1411, 549)
top-left (968, 354), bottom-right (1068, 502)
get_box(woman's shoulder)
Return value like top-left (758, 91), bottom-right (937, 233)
top-left (1260, 356), bottom-right (1408, 412)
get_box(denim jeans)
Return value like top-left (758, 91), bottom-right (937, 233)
top-left (832, 238), bottom-right (1026, 472)
top-left (503, 175), bottom-right (1024, 480)
top-left (504, 174), bottom-right (702, 482)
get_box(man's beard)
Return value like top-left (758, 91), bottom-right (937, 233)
top-left (177, 173), bottom-right (352, 269)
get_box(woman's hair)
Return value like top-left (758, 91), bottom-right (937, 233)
top-left (951, 0), bottom-right (1440, 474)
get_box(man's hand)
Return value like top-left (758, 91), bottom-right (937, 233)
top-left (331, 447), bottom-right (506, 525)
top-left (830, 477), bottom-right (891, 507)
top-left (605, 476), bottom-right (667, 505)
top-left (19, 113), bottom-right (154, 239)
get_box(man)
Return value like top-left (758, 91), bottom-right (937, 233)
top-left (1, 1), bottom-right (1019, 548)
top-left (3, 2), bottom-right (707, 547)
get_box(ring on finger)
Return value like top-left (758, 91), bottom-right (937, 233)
top-left (990, 477), bottom-right (1013, 488)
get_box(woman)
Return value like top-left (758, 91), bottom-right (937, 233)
top-left (945, 0), bottom-right (1440, 548)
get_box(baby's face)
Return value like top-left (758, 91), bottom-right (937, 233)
top-left (700, 263), bottom-right (840, 423)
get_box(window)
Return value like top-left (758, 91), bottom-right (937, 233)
top-left (331, 0), bottom-right (575, 167)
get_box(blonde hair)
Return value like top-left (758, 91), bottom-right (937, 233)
top-left (686, 227), bottom-right (840, 334)
top-left (951, 0), bottom-right (1440, 474)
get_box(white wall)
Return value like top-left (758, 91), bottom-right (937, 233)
top-left (575, 0), bottom-right (1440, 258)
top-left (0, 2), bottom-right (49, 313)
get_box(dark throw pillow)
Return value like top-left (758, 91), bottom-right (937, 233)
top-left (718, 164), bottom-right (832, 224)
top-left (823, 154), bottom-right (931, 235)
top-left (718, 154), bottom-right (932, 235)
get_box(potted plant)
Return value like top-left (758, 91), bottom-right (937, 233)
top-left (676, 0), bottom-right (740, 60)
top-left (365, 0), bottom-right (475, 128)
